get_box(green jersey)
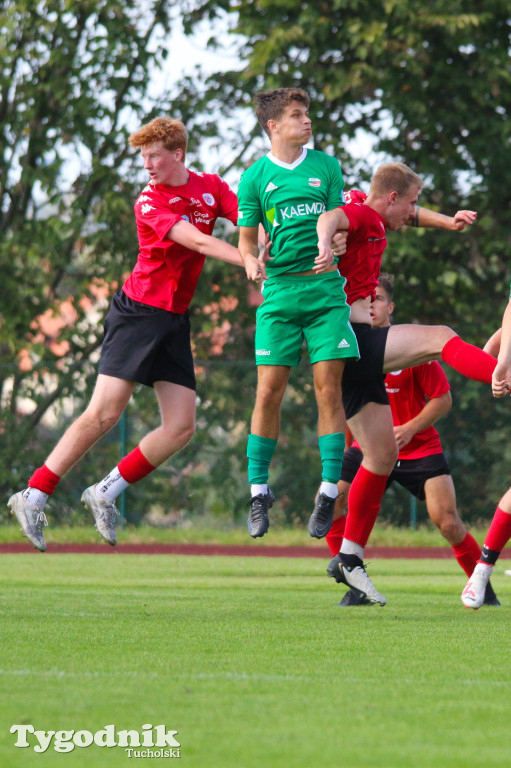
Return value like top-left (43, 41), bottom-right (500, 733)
top-left (237, 148), bottom-right (345, 275)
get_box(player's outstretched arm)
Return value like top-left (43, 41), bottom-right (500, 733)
top-left (407, 207), bottom-right (477, 231)
top-left (484, 328), bottom-right (502, 357)
top-left (168, 219), bottom-right (243, 266)
top-left (493, 300), bottom-right (511, 397)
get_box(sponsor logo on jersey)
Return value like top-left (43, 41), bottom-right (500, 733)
top-left (265, 182), bottom-right (278, 192)
top-left (202, 193), bottom-right (215, 206)
top-left (141, 204), bottom-right (155, 214)
top-left (190, 197), bottom-right (202, 206)
top-left (337, 339), bottom-right (351, 349)
top-left (308, 177), bottom-right (321, 187)
top-left (255, 349), bottom-right (271, 356)
top-left (193, 212), bottom-right (212, 224)
top-left (181, 215), bottom-right (190, 222)
top-left (168, 196), bottom-right (181, 204)
top-left (280, 202), bottom-right (326, 219)
top-left (265, 207), bottom-right (279, 227)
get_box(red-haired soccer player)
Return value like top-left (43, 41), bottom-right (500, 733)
top-left (8, 116), bottom-right (242, 551)
top-left (310, 172), bottom-right (496, 605)
top-left (325, 273), bottom-right (499, 607)
top-left (462, 291), bottom-right (511, 608)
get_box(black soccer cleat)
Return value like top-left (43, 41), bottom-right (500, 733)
top-left (483, 580), bottom-right (501, 606)
top-left (308, 493), bottom-right (336, 538)
top-left (339, 589), bottom-right (374, 607)
top-left (247, 489), bottom-right (275, 538)
top-left (327, 553), bottom-right (387, 606)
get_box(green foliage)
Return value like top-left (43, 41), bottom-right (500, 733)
top-left (3, 0), bottom-right (511, 531)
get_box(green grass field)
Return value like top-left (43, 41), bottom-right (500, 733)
top-left (1, 554), bottom-right (510, 767)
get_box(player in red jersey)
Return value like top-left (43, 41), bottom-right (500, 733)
top-left (8, 116), bottom-right (243, 551)
top-left (310, 163), bottom-right (497, 605)
top-left (325, 274), bottom-right (499, 606)
top-left (462, 290), bottom-right (511, 608)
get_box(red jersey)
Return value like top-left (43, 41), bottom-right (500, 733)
top-left (123, 171), bottom-right (238, 313)
top-left (384, 362), bottom-right (450, 459)
top-left (338, 200), bottom-right (387, 305)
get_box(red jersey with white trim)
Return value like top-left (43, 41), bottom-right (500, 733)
top-left (123, 171), bottom-right (238, 313)
top-left (338, 196), bottom-right (387, 305)
top-left (384, 362), bottom-right (450, 459)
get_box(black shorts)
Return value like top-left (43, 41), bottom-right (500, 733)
top-left (342, 323), bottom-right (390, 420)
top-left (98, 290), bottom-right (196, 390)
top-left (341, 446), bottom-right (451, 501)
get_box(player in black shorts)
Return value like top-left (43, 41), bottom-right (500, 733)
top-left (327, 275), bottom-right (499, 606)
top-left (8, 116), bottom-right (243, 551)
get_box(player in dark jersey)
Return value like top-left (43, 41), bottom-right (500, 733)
top-left (326, 274), bottom-right (499, 607)
top-left (8, 116), bottom-right (243, 551)
top-left (311, 165), bottom-right (496, 605)
top-left (237, 88), bottom-right (358, 540)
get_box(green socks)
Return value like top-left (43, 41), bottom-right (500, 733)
top-left (318, 432), bottom-right (345, 483)
top-left (247, 434), bottom-right (277, 485)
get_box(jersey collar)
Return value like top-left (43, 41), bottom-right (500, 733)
top-left (266, 147), bottom-right (308, 170)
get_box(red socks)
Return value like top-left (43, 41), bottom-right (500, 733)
top-left (118, 446), bottom-right (156, 483)
top-left (481, 506), bottom-right (511, 556)
top-left (441, 336), bottom-right (496, 384)
top-left (451, 532), bottom-right (481, 577)
top-left (326, 515), bottom-right (346, 556)
top-left (343, 466), bottom-right (389, 547)
top-left (28, 464), bottom-right (61, 495)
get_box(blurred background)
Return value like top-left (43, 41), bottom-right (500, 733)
top-left (2, 0), bottom-right (510, 532)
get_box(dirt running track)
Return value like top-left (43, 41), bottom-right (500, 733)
top-left (1, 542), bottom-right (511, 558)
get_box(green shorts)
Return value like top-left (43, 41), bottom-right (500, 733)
top-left (255, 271), bottom-right (359, 366)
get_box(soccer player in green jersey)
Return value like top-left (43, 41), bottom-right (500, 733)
top-left (237, 87), bottom-right (359, 539)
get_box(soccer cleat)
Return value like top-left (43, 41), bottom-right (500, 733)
top-left (339, 589), bottom-right (374, 607)
top-left (247, 489), bottom-right (275, 538)
top-left (483, 580), bottom-right (501, 607)
top-left (461, 563), bottom-right (494, 610)
top-left (327, 553), bottom-right (387, 606)
top-left (308, 493), bottom-right (336, 538)
top-left (7, 492), bottom-right (48, 552)
top-left (81, 485), bottom-right (119, 546)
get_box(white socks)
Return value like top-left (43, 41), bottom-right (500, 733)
top-left (319, 481), bottom-right (338, 499)
top-left (340, 538), bottom-right (364, 560)
top-left (22, 488), bottom-right (48, 509)
top-left (251, 484), bottom-right (269, 497)
top-left (96, 468), bottom-right (129, 502)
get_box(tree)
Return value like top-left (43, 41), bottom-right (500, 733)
top-left (176, 0), bottom-right (511, 525)
top-left (0, 0), bottom-right (175, 501)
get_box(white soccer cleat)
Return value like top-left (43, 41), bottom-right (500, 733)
top-left (327, 554), bottom-right (387, 606)
top-left (81, 485), bottom-right (119, 546)
top-left (461, 563), bottom-right (494, 610)
top-left (7, 491), bottom-right (48, 552)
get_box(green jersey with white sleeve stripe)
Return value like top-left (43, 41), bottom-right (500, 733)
top-left (237, 148), bottom-right (345, 276)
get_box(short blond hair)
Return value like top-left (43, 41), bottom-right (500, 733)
top-left (129, 117), bottom-right (188, 159)
top-left (370, 163), bottom-right (424, 197)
